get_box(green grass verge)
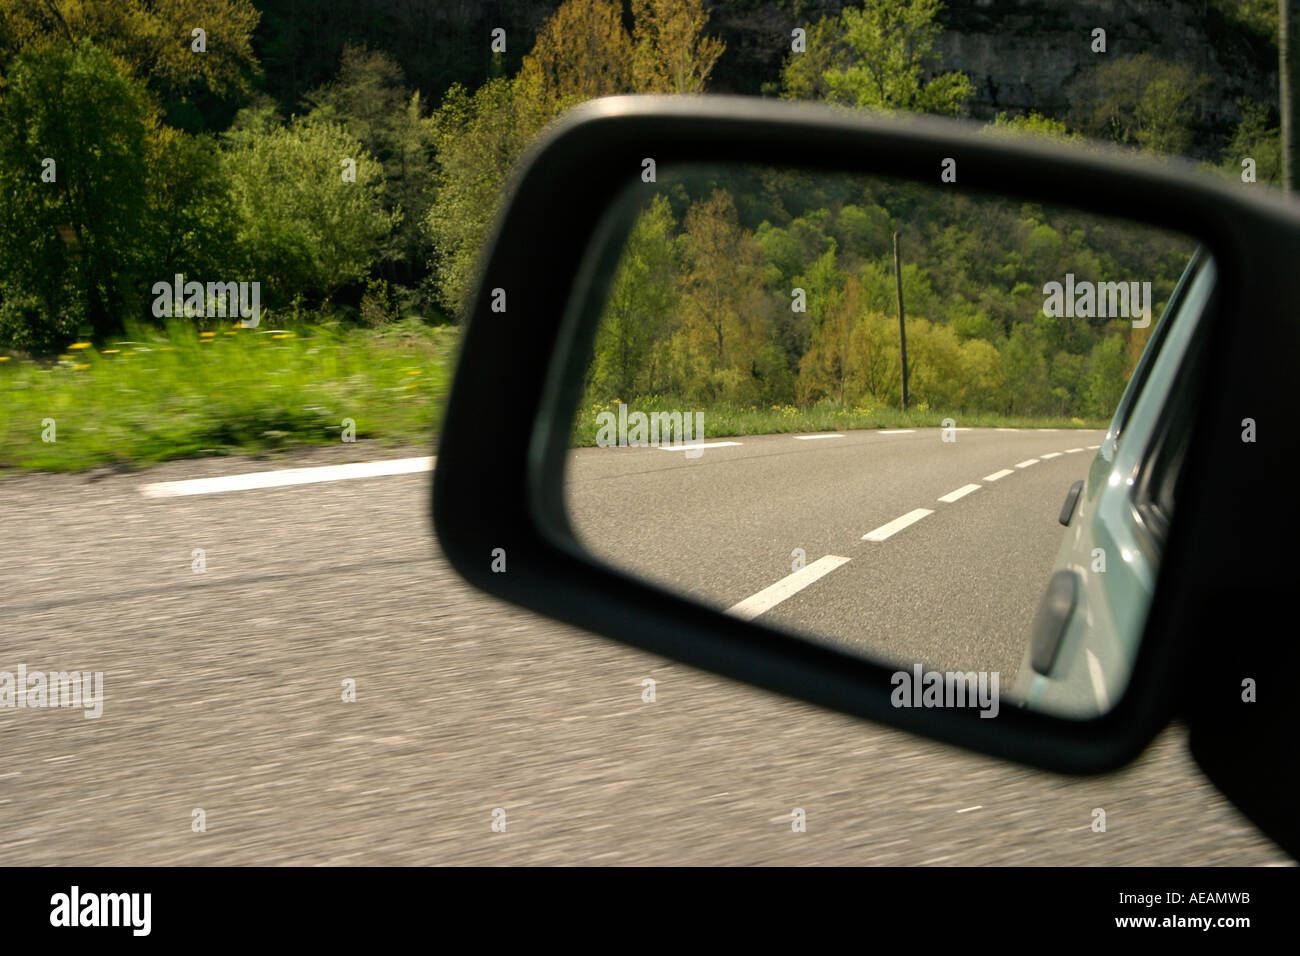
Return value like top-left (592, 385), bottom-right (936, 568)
top-left (0, 319), bottom-right (454, 473)
top-left (572, 397), bottom-right (1108, 446)
top-left (1, 326), bottom-right (1107, 474)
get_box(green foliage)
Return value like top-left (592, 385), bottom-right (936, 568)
top-left (0, 0), bottom-right (262, 108)
top-left (583, 167), bottom-right (1193, 424)
top-left (1219, 99), bottom-right (1281, 186)
top-left (783, 0), bottom-right (973, 115)
top-left (302, 45), bottom-right (437, 277)
top-left (423, 73), bottom-right (554, 318)
top-left (0, 41), bottom-right (152, 347)
top-left (1209, 0), bottom-right (1277, 42)
top-left (588, 195), bottom-right (679, 399)
top-left (1067, 53), bottom-right (1211, 156)
top-left (223, 118), bottom-right (397, 304)
top-left (988, 111), bottom-right (1079, 141)
top-left (0, 319), bottom-right (453, 471)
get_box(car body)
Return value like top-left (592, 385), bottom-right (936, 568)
top-left (1015, 250), bottom-right (1216, 717)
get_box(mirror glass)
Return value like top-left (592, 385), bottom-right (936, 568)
top-left (560, 162), bottom-right (1209, 720)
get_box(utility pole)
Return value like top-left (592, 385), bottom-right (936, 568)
top-left (1283, 0), bottom-right (1300, 193)
top-left (893, 231), bottom-right (910, 411)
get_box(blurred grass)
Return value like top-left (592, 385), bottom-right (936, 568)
top-left (572, 396), bottom-right (1107, 445)
top-left (1, 327), bottom-right (1107, 474)
top-left (0, 318), bottom-right (455, 472)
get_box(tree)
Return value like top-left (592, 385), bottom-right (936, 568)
top-left (0, 0), bottom-right (261, 98)
top-left (675, 190), bottom-right (767, 402)
top-left (424, 0), bottom-right (727, 318)
top-left (819, 0), bottom-right (973, 115)
top-left (779, 15), bottom-right (851, 102)
top-left (517, 0), bottom-right (634, 106)
top-left (631, 0), bottom-right (725, 94)
top-left (423, 71), bottom-right (553, 316)
top-left (796, 250), bottom-right (851, 404)
top-left (1221, 99), bottom-right (1281, 185)
top-left (303, 45), bottom-right (436, 277)
top-left (1067, 54), bottom-right (1210, 156)
top-left (1085, 333), bottom-right (1128, 417)
top-left (144, 127), bottom-right (240, 285)
top-left (223, 120), bottom-right (397, 303)
top-left (589, 195), bottom-right (679, 399)
top-left (0, 41), bottom-right (153, 346)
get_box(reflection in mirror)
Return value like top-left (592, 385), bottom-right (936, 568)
top-left (560, 164), bottom-right (1208, 720)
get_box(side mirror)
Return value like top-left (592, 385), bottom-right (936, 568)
top-left (433, 96), bottom-right (1300, 856)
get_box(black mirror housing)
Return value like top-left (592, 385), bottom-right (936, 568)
top-left (432, 96), bottom-right (1300, 853)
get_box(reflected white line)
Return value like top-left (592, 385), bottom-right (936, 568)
top-left (862, 508), bottom-right (934, 541)
top-left (982, 469), bottom-right (1014, 482)
top-left (938, 483), bottom-right (981, 503)
top-left (726, 555), bottom-right (851, 622)
top-left (656, 441), bottom-right (742, 451)
top-left (140, 456), bottom-right (434, 497)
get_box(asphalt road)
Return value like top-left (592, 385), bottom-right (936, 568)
top-left (568, 427), bottom-right (1105, 686)
top-left (0, 437), bottom-right (1290, 865)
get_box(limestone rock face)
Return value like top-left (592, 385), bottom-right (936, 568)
top-left (351, 0), bottom-right (1275, 155)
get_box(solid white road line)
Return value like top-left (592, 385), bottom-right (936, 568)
top-left (982, 468), bottom-right (1014, 482)
top-left (1015, 458), bottom-right (1039, 468)
top-left (878, 429), bottom-right (915, 434)
top-left (938, 483), bottom-right (981, 503)
top-left (726, 555), bottom-right (851, 622)
top-left (140, 456), bottom-right (434, 497)
top-left (862, 508), bottom-right (934, 542)
top-left (1041, 452), bottom-right (1063, 459)
top-left (793, 434), bottom-right (844, 440)
top-left (657, 441), bottom-right (742, 451)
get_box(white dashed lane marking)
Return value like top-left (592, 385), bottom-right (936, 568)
top-left (937, 483), bottom-right (981, 503)
top-left (726, 555), bottom-right (852, 621)
top-left (983, 469), bottom-right (1014, 482)
top-left (657, 441), bottom-right (743, 452)
top-left (862, 508), bottom-right (934, 542)
top-left (1015, 459), bottom-right (1039, 468)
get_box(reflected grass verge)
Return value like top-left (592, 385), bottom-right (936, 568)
top-left (0, 319), bottom-right (455, 473)
top-left (571, 398), bottom-right (1107, 446)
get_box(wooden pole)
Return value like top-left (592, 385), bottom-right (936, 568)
top-left (893, 230), bottom-right (910, 411)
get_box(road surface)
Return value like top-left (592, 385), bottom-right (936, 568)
top-left (0, 436), bottom-right (1288, 864)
